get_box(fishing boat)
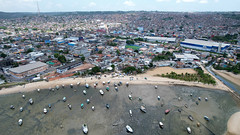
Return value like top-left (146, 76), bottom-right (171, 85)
top-left (106, 104), bottom-right (110, 109)
top-left (70, 84), bottom-right (73, 88)
top-left (82, 124), bottom-right (88, 134)
top-left (106, 86), bottom-right (109, 91)
top-left (19, 107), bottom-right (23, 112)
top-left (155, 86), bottom-right (158, 89)
top-left (77, 82), bottom-right (80, 85)
top-left (198, 97), bottom-right (201, 101)
top-left (190, 93), bottom-right (193, 96)
top-left (165, 109), bottom-right (170, 114)
top-left (83, 90), bottom-right (87, 95)
top-left (48, 104), bottom-right (51, 108)
top-left (115, 87), bottom-right (118, 91)
top-left (188, 115), bottom-right (194, 121)
top-left (10, 105), bottom-right (15, 110)
top-left (184, 104), bottom-right (188, 108)
top-left (22, 95), bottom-right (25, 99)
top-left (29, 98), bottom-right (34, 105)
top-left (99, 90), bottom-right (104, 95)
top-left (187, 127), bottom-right (191, 134)
top-left (126, 125), bottom-right (133, 133)
top-left (43, 108), bottom-right (48, 114)
top-left (56, 85), bottom-right (59, 90)
top-left (129, 110), bottom-right (132, 117)
top-left (18, 119), bottom-right (23, 126)
top-left (102, 81), bottom-right (105, 85)
top-left (140, 106), bottom-right (146, 113)
top-left (126, 82), bottom-right (129, 87)
top-left (86, 99), bottom-right (90, 104)
top-left (68, 104), bottom-right (72, 110)
top-left (92, 106), bottom-right (95, 111)
top-left (178, 108), bottom-right (182, 113)
top-left (205, 97), bottom-right (208, 101)
top-left (196, 101), bottom-right (199, 105)
top-left (94, 83), bottom-right (96, 88)
top-left (63, 97), bottom-right (66, 102)
top-left (85, 83), bottom-right (89, 88)
top-left (37, 89), bottom-right (40, 92)
top-left (114, 83), bottom-right (117, 87)
top-left (204, 116), bottom-right (209, 121)
top-left (159, 122), bottom-right (164, 129)
top-left (108, 80), bottom-right (110, 84)
top-left (62, 85), bottom-right (64, 88)
top-left (138, 97), bottom-right (142, 101)
top-left (157, 96), bottom-right (161, 100)
top-left (81, 103), bottom-right (84, 109)
top-left (128, 95), bottom-right (132, 100)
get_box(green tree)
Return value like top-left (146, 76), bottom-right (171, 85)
top-left (126, 40), bottom-right (135, 45)
top-left (26, 48), bottom-right (33, 54)
top-left (81, 56), bottom-right (85, 62)
top-left (116, 50), bottom-right (120, 56)
top-left (58, 55), bottom-right (66, 63)
top-left (54, 53), bottom-right (59, 58)
top-left (0, 53), bottom-right (7, 58)
top-left (111, 64), bottom-right (115, 71)
top-left (98, 50), bottom-right (102, 54)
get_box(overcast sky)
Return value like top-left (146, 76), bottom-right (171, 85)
top-left (0, 0), bottom-right (239, 12)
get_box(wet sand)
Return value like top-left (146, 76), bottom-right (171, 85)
top-left (0, 82), bottom-right (239, 135)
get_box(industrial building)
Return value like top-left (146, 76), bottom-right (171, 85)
top-left (180, 39), bottom-right (230, 52)
top-left (144, 36), bottom-right (176, 43)
top-left (9, 61), bottom-right (48, 78)
top-left (56, 61), bottom-right (82, 74)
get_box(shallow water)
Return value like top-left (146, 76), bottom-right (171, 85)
top-left (0, 83), bottom-right (239, 135)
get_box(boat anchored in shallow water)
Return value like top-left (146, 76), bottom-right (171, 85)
top-left (82, 124), bottom-right (88, 134)
top-left (128, 95), bottom-right (132, 100)
top-left (83, 90), bottom-right (87, 95)
top-left (18, 119), bottom-right (23, 126)
top-left (126, 125), bottom-right (133, 133)
top-left (68, 104), bottom-right (72, 110)
top-left (19, 107), bottom-right (23, 112)
top-left (165, 109), bottom-right (170, 114)
top-left (92, 106), bottom-right (95, 111)
top-left (188, 115), bottom-right (194, 121)
top-left (159, 122), bottom-right (164, 129)
top-left (29, 98), bottom-right (34, 105)
top-left (43, 108), bottom-right (48, 114)
top-left (187, 127), bottom-right (191, 134)
top-left (63, 97), bottom-right (66, 102)
top-left (85, 83), bottom-right (89, 88)
top-left (129, 110), bottom-right (132, 117)
top-left (140, 106), bottom-right (146, 113)
top-left (99, 90), bottom-right (104, 95)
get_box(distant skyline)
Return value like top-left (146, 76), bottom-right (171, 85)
top-left (0, 0), bottom-right (239, 12)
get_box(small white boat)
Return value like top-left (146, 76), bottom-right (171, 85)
top-left (126, 125), bottom-right (133, 133)
top-left (70, 84), bottom-right (73, 88)
top-left (128, 95), bottom-right (132, 100)
top-left (159, 122), bottom-right (163, 128)
top-left (29, 98), bottom-right (34, 105)
top-left (37, 89), bottom-right (40, 92)
top-left (99, 90), bottom-right (104, 95)
top-left (62, 85), bottom-right (65, 88)
top-left (129, 110), bottom-right (132, 117)
top-left (86, 99), bottom-right (90, 104)
top-left (92, 106), bottom-right (95, 111)
top-left (10, 105), bottom-right (15, 109)
top-left (63, 97), bottom-right (67, 102)
top-left (155, 86), bottom-right (158, 89)
top-left (108, 80), bottom-right (110, 84)
top-left (157, 96), bottom-right (161, 100)
top-left (126, 82), bottom-right (129, 87)
top-left (82, 124), bottom-right (88, 134)
top-left (115, 87), bottom-right (118, 91)
top-left (140, 106), bottom-right (146, 113)
top-left (187, 127), bottom-right (191, 134)
top-left (19, 107), bottom-right (23, 112)
top-left (102, 81), bottom-right (105, 85)
top-left (205, 97), bottom-right (208, 101)
top-left (85, 83), bottom-right (89, 88)
top-left (77, 82), bottom-right (80, 85)
top-left (18, 119), bottom-right (23, 126)
top-left (43, 108), bottom-right (48, 114)
top-left (22, 95), bottom-right (25, 99)
top-left (94, 83), bottom-right (96, 88)
top-left (198, 97), bottom-right (201, 101)
top-left (56, 85), bottom-right (59, 90)
top-left (83, 90), bottom-right (87, 95)
top-left (68, 104), bottom-right (71, 108)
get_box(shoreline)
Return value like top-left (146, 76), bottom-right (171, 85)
top-left (0, 74), bottom-right (229, 96)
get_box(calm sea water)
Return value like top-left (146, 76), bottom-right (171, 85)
top-left (0, 84), bottom-right (239, 135)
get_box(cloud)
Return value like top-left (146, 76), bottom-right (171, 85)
top-left (89, 2), bottom-right (96, 7)
top-left (123, 0), bottom-right (135, 7)
top-left (199, 0), bottom-right (208, 3)
top-left (214, 0), bottom-right (219, 2)
top-left (156, 0), bottom-right (170, 2)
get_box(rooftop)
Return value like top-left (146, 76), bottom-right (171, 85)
top-left (9, 61), bottom-right (48, 74)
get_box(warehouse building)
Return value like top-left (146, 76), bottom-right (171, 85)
top-left (180, 39), bottom-right (230, 52)
top-left (9, 61), bottom-right (48, 78)
top-left (144, 36), bottom-right (176, 43)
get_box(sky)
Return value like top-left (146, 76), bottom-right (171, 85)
top-left (0, 0), bottom-right (239, 12)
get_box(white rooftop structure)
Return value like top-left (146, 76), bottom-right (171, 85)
top-left (144, 36), bottom-right (176, 43)
top-left (9, 61), bottom-right (47, 74)
top-left (174, 53), bottom-right (199, 61)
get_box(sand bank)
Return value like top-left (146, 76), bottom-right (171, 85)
top-left (227, 112), bottom-right (240, 135)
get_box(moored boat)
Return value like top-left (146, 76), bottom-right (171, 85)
top-left (85, 83), bottom-right (89, 88)
top-left (37, 89), bottom-right (40, 92)
top-left (165, 109), bottom-right (170, 114)
top-left (187, 127), bottom-right (191, 134)
top-left (126, 125), bottom-right (133, 133)
top-left (157, 96), bottom-right (161, 100)
top-left (128, 95), bottom-right (132, 100)
top-left (29, 98), bottom-right (34, 105)
top-left (43, 108), bottom-right (48, 114)
top-left (19, 107), bottom-right (23, 112)
top-left (140, 106), bottom-right (146, 113)
top-left (92, 106), bottom-right (95, 111)
top-left (48, 104), bottom-right (51, 108)
top-left (10, 105), bottom-right (15, 110)
top-left (106, 86), bottom-right (109, 91)
top-left (82, 124), bottom-right (88, 134)
top-left (22, 95), bottom-right (25, 99)
top-left (204, 116), bottom-right (209, 121)
top-left (83, 90), bottom-right (87, 95)
top-left (86, 99), bottom-right (90, 104)
top-left (159, 122), bottom-right (164, 129)
top-left (106, 104), bottom-right (110, 109)
top-left (188, 115), bottom-right (194, 121)
top-left (68, 104), bottom-right (72, 110)
top-left (18, 119), bottom-right (23, 126)
top-left (70, 84), bottom-right (73, 88)
top-left (99, 90), bottom-right (104, 95)
top-left (205, 97), bottom-right (208, 101)
top-left (129, 110), bottom-right (132, 117)
top-left (155, 85), bottom-right (158, 89)
top-left (63, 97), bottom-right (66, 102)
top-left (126, 82), bottom-right (129, 87)
top-left (81, 103), bottom-right (84, 109)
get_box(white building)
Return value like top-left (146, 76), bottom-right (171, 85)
top-left (144, 36), bottom-right (176, 43)
top-left (180, 39), bottom-right (230, 52)
top-left (174, 53), bottom-right (199, 62)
